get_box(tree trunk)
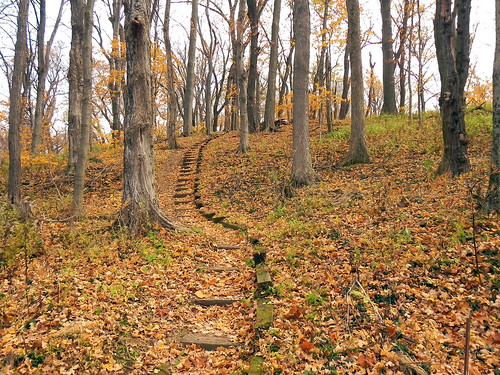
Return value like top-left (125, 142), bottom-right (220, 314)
top-left (344, 0), bottom-right (370, 165)
top-left (247, 0), bottom-right (259, 133)
top-left (163, 0), bottom-right (178, 149)
top-left (182, 0), bottom-right (198, 136)
top-left (397, 0), bottom-right (410, 114)
top-left (32, 0), bottom-right (64, 153)
top-left (67, 0), bottom-right (84, 171)
top-left (109, 0), bottom-right (125, 139)
top-left (120, 0), bottom-right (180, 233)
top-left (485, 0), bottom-right (500, 212)
top-left (72, 0), bottom-right (95, 217)
top-left (236, 0), bottom-right (249, 153)
top-left (278, 42), bottom-right (294, 119)
top-left (339, 43), bottom-right (350, 120)
top-left (262, 0), bottom-right (281, 132)
top-left (434, 0), bottom-right (471, 175)
top-left (8, 0), bottom-right (29, 206)
top-left (380, 0), bottom-right (397, 114)
top-left (291, 0), bottom-right (317, 186)
top-left (325, 50), bottom-right (333, 131)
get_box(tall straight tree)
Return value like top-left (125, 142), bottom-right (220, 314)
top-left (262, 0), bottom-right (281, 132)
top-left (343, 0), bottom-right (370, 164)
top-left (8, 0), bottom-right (29, 206)
top-left (31, 0), bottom-right (65, 153)
top-left (236, 0), bottom-right (250, 153)
top-left (163, 0), bottom-right (178, 149)
top-left (182, 0), bottom-right (198, 136)
top-left (291, 0), bottom-right (317, 186)
top-left (338, 41), bottom-right (350, 120)
top-left (121, 0), bottom-right (179, 232)
top-left (72, 0), bottom-right (95, 217)
top-left (485, 0), bottom-right (500, 212)
top-left (67, 0), bottom-right (85, 170)
top-left (434, 0), bottom-right (471, 175)
top-left (380, 0), bottom-right (397, 114)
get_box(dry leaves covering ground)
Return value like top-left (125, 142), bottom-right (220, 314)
top-left (197, 112), bottom-right (499, 374)
top-left (0, 111), bottom-right (499, 374)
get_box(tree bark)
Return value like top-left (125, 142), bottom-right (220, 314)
top-left (343, 0), bottom-right (370, 165)
top-left (485, 0), bottom-right (500, 212)
top-left (72, 0), bottom-right (95, 217)
top-left (182, 0), bottom-right (198, 136)
top-left (121, 0), bottom-right (180, 233)
top-left (8, 0), bottom-right (29, 206)
top-left (291, 0), bottom-right (317, 186)
top-left (262, 0), bottom-right (281, 132)
top-left (339, 42), bottom-right (350, 120)
top-left (434, 0), bottom-right (471, 175)
top-left (236, 0), bottom-right (249, 153)
top-left (246, 0), bottom-right (260, 133)
top-left (163, 0), bottom-right (178, 149)
top-left (32, 0), bottom-right (65, 153)
top-left (67, 0), bottom-right (85, 171)
top-left (380, 0), bottom-right (398, 114)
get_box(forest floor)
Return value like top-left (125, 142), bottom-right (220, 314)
top-left (0, 110), bottom-right (499, 374)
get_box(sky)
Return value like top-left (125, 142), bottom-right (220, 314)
top-left (0, 0), bottom-right (496, 114)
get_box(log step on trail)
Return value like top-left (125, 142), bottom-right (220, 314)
top-left (193, 298), bottom-right (240, 306)
top-left (180, 333), bottom-right (240, 350)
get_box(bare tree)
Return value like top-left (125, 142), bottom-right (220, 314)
top-left (236, 0), bottom-right (249, 153)
top-left (262, 0), bottom-right (281, 132)
top-left (8, 0), bottom-right (29, 206)
top-left (72, 0), bottom-right (95, 217)
top-left (291, 0), bottom-right (317, 186)
top-left (163, 0), bottom-right (178, 148)
top-left (31, 0), bottom-right (65, 153)
top-left (120, 0), bottom-right (180, 233)
top-left (380, 0), bottom-right (397, 114)
top-left (485, 0), bottom-right (500, 212)
top-left (434, 0), bottom-right (471, 175)
top-left (182, 0), bottom-right (198, 136)
top-left (343, 0), bottom-right (370, 165)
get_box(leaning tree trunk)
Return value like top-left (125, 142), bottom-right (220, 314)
top-left (291, 0), bottom-right (317, 186)
top-left (485, 0), bottom-right (500, 212)
top-left (343, 0), bottom-right (370, 165)
top-left (434, 0), bottom-right (471, 176)
top-left (8, 0), bottom-right (29, 206)
top-left (72, 0), bottom-right (95, 217)
top-left (121, 0), bottom-right (180, 233)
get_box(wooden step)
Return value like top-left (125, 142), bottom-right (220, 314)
top-left (193, 298), bottom-right (239, 306)
top-left (180, 333), bottom-right (239, 350)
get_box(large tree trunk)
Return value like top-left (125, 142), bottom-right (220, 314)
top-left (380, 0), bottom-right (397, 114)
top-left (163, 0), bottom-right (178, 149)
top-left (343, 0), bottom-right (370, 165)
top-left (485, 0), bottom-right (500, 212)
top-left (397, 0), bottom-right (410, 114)
top-left (72, 0), bottom-right (95, 217)
top-left (182, 0), bottom-right (198, 136)
top-left (434, 0), bottom-right (471, 175)
top-left (67, 0), bottom-right (85, 171)
top-left (8, 0), bottom-right (29, 206)
top-left (246, 0), bottom-right (260, 133)
top-left (262, 0), bottom-right (281, 132)
top-left (121, 0), bottom-right (180, 233)
top-left (291, 0), bottom-right (317, 186)
top-left (236, 0), bottom-right (249, 153)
